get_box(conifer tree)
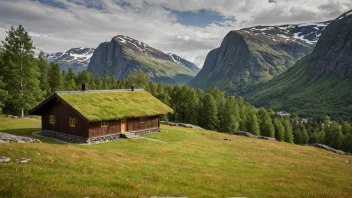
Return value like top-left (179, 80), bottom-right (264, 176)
top-left (341, 121), bottom-right (352, 135)
top-left (48, 63), bottom-right (63, 92)
top-left (184, 89), bottom-right (199, 125)
top-left (258, 108), bottom-right (275, 137)
top-left (300, 124), bottom-right (309, 144)
top-left (0, 49), bottom-right (7, 112)
top-left (293, 125), bottom-right (302, 144)
top-left (325, 122), bottom-right (344, 149)
top-left (1, 25), bottom-right (43, 116)
top-left (94, 77), bottom-right (103, 90)
top-left (273, 118), bottom-right (285, 141)
top-left (219, 96), bottom-right (238, 132)
top-left (343, 133), bottom-right (352, 153)
top-left (246, 108), bottom-right (260, 135)
top-left (148, 81), bottom-right (157, 96)
top-left (37, 51), bottom-right (51, 96)
top-left (77, 70), bottom-right (92, 87)
top-left (282, 118), bottom-right (294, 143)
top-left (65, 67), bottom-right (77, 91)
top-left (0, 76), bottom-right (7, 112)
top-left (199, 93), bottom-right (219, 130)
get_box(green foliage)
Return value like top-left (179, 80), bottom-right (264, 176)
top-left (199, 93), bottom-right (219, 130)
top-left (258, 108), bottom-right (275, 137)
top-left (325, 123), bottom-right (344, 150)
top-left (0, 76), bottom-right (8, 112)
top-left (282, 118), bottom-right (294, 143)
top-left (184, 89), bottom-right (199, 125)
top-left (293, 126), bottom-right (302, 144)
top-left (341, 121), bottom-right (352, 135)
top-left (48, 63), bottom-right (63, 92)
top-left (300, 124), bottom-right (309, 144)
top-left (221, 96), bottom-right (240, 132)
top-left (245, 108), bottom-right (260, 135)
top-left (343, 133), bottom-right (352, 153)
top-left (37, 52), bottom-right (51, 96)
top-left (1, 25), bottom-right (44, 116)
top-left (273, 118), bottom-right (285, 141)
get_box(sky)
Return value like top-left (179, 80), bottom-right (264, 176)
top-left (0, 0), bottom-right (351, 67)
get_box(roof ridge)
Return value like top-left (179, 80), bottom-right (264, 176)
top-left (55, 89), bottom-right (144, 94)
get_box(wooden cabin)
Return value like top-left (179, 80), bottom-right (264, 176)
top-left (30, 86), bottom-right (173, 143)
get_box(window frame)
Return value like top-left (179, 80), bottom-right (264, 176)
top-left (69, 117), bottom-right (76, 128)
top-left (101, 121), bottom-right (108, 128)
top-left (49, 115), bottom-right (55, 124)
top-left (140, 117), bottom-right (146, 123)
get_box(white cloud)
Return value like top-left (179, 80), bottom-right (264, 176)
top-left (0, 0), bottom-right (351, 67)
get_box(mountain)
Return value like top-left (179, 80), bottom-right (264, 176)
top-left (188, 21), bottom-right (330, 93)
top-left (87, 35), bottom-right (199, 85)
top-left (45, 48), bottom-right (95, 73)
top-left (246, 10), bottom-right (352, 117)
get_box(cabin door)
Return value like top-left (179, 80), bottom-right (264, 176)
top-left (121, 118), bottom-right (127, 132)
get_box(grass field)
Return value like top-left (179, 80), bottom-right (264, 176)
top-left (1, 116), bottom-right (352, 197)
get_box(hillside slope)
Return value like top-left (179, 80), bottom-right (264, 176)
top-left (188, 21), bottom-right (329, 93)
top-left (246, 10), bottom-right (352, 117)
top-left (45, 48), bottom-right (95, 73)
top-left (1, 116), bottom-right (352, 197)
top-left (88, 35), bottom-right (199, 85)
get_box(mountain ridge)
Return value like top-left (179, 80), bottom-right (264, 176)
top-left (45, 47), bottom-right (95, 73)
top-left (245, 10), bottom-right (352, 117)
top-left (188, 21), bottom-right (330, 93)
top-left (87, 35), bottom-right (199, 85)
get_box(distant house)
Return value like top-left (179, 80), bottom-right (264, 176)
top-left (276, 111), bottom-right (291, 117)
top-left (30, 85), bottom-right (173, 143)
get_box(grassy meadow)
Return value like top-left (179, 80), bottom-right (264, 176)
top-left (0, 115), bottom-right (352, 197)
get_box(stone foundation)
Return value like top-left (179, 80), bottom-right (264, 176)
top-left (130, 128), bottom-right (160, 136)
top-left (41, 130), bottom-right (89, 143)
top-left (40, 128), bottom-right (161, 144)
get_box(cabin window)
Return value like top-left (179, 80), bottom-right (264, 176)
top-left (101, 121), bottom-right (108, 128)
top-left (69, 117), bottom-right (76, 127)
top-left (140, 117), bottom-right (146, 123)
top-left (49, 115), bottom-right (55, 124)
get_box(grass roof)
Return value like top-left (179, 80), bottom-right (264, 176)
top-left (57, 90), bottom-right (173, 122)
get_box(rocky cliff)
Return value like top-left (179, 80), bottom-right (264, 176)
top-left (246, 10), bottom-right (352, 117)
top-left (87, 35), bottom-right (199, 85)
top-left (188, 21), bottom-right (329, 93)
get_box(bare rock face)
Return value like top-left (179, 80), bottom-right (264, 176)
top-left (232, 131), bottom-right (277, 141)
top-left (0, 132), bottom-right (41, 143)
top-left (188, 21), bottom-right (330, 94)
top-left (88, 35), bottom-right (199, 85)
top-left (246, 10), bottom-right (352, 117)
top-left (310, 143), bottom-right (351, 155)
top-left (16, 158), bottom-right (31, 164)
top-left (0, 156), bottom-right (10, 163)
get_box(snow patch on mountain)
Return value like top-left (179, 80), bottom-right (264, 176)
top-left (240, 21), bottom-right (330, 45)
top-left (45, 47), bottom-right (95, 73)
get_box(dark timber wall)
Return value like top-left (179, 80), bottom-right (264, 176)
top-left (127, 116), bottom-right (159, 132)
top-left (88, 120), bottom-right (121, 138)
top-left (42, 100), bottom-right (88, 137)
top-left (88, 116), bottom-right (160, 138)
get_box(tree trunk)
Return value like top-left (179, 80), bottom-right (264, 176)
top-left (20, 44), bottom-right (24, 117)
